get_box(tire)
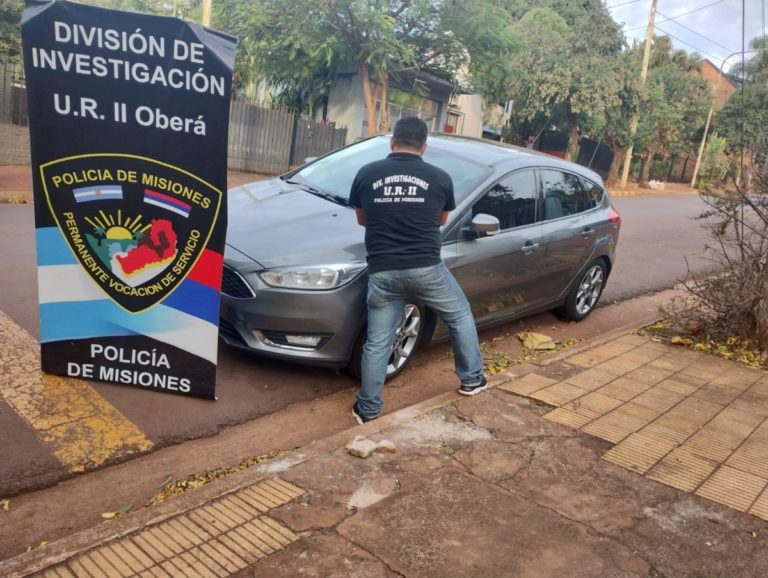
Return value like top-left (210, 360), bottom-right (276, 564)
top-left (559, 259), bottom-right (608, 321)
top-left (347, 303), bottom-right (424, 380)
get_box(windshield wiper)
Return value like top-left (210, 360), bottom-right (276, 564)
top-left (282, 179), bottom-right (353, 208)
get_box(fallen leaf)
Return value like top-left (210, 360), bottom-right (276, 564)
top-left (1, 499), bottom-right (9, 511)
top-left (516, 331), bottom-right (556, 351)
top-left (101, 512), bottom-right (117, 519)
top-left (752, 531), bottom-right (758, 539)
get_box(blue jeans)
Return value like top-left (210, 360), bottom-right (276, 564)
top-left (357, 262), bottom-right (484, 417)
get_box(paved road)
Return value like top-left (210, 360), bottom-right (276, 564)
top-left (605, 193), bottom-right (714, 303)
top-left (0, 193), bottom-right (715, 496)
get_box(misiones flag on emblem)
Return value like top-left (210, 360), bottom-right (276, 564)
top-left (23, 1), bottom-right (237, 398)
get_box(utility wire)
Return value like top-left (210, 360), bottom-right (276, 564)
top-left (607, 0), bottom-right (646, 8)
top-left (624, 0), bottom-right (728, 32)
top-left (654, 25), bottom-right (724, 62)
top-left (656, 10), bottom-right (738, 54)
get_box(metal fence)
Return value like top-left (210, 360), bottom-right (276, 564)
top-left (291, 118), bottom-right (348, 165)
top-left (228, 101), bottom-right (295, 174)
top-left (0, 58), bottom-right (27, 126)
top-left (1, 55), bottom-right (347, 174)
top-left (228, 100), bottom-right (347, 174)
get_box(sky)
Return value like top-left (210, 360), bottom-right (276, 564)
top-left (606, 0), bottom-right (767, 73)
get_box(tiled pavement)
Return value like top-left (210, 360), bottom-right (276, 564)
top-left (503, 333), bottom-right (768, 520)
top-left (34, 479), bottom-right (304, 578)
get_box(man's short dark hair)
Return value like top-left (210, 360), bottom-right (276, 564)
top-left (392, 117), bottom-right (428, 150)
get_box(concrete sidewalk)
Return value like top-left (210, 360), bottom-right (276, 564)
top-left (3, 331), bottom-right (767, 578)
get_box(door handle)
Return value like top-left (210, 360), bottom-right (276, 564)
top-left (581, 227), bottom-right (595, 239)
top-left (521, 242), bottom-right (539, 255)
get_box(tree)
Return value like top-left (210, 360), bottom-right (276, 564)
top-left (218, 0), bottom-right (519, 133)
top-left (502, 0), bottom-right (626, 161)
top-left (0, 0), bottom-right (22, 58)
top-left (581, 48), bottom-right (640, 187)
top-left (91, 0), bottom-right (202, 18)
top-left (634, 37), bottom-right (709, 186)
top-left (717, 36), bottom-right (768, 176)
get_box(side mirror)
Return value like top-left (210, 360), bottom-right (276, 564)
top-left (464, 213), bottom-right (501, 239)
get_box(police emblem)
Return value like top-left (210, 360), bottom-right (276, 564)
top-left (41, 154), bottom-right (222, 313)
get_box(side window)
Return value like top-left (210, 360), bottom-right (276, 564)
top-left (472, 170), bottom-right (537, 230)
top-left (580, 176), bottom-right (605, 209)
top-left (541, 170), bottom-right (590, 219)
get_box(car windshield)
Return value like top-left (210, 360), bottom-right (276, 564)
top-left (290, 137), bottom-right (491, 204)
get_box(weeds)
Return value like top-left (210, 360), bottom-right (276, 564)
top-left (685, 153), bottom-right (768, 351)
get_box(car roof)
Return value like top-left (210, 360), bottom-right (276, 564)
top-left (423, 134), bottom-right (605, 183)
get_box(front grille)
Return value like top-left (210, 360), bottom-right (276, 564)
top-left (221, 266), bottom-right (254, 298)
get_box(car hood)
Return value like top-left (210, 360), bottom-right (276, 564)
top-left (225, 178), bottom-right (366, 269)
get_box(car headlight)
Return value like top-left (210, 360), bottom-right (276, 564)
top-left (254, 262), bottom-right (366, 290)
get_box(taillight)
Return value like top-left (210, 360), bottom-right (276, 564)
top-left (608, 206), bottom-right (621, 227)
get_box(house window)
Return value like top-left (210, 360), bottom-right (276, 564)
top-left (444, 108), bottom-right (463, 134)
top-left (377, 88), bottom-right (440, 131)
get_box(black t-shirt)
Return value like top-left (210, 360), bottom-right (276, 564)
top-left (349, 152), bottom-right (456, 273)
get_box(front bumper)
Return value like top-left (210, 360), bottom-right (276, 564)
top-left (219, 269), bottom-right (367, 368)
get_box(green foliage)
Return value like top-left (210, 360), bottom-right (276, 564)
top-left (501, 0), bottom-right (626, 158)
top-left (696, 133), bottom-right (729, 191)
top-left (443, 0), bottom-right (520, 103)
top-left (0, 0), bottom-right (22, 58)
top-left (217, 0), bottom-right (519, 118)
top-left (718, 37), bottom-right (768, 154)
top-left (85, 0), bottom-right (202, 18)
top-left (217, 0), bottom-right (342, 110)
top-left (631, 35), bottom-right (709, 186)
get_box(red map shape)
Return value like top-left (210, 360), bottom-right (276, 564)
top-left (116, 219), bottom-right (177, 275)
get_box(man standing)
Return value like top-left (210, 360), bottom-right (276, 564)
top-left (349, 117), bottom-right (487, 424)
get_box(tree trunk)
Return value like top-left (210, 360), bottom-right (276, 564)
top-left (378, 70), bottom-right (390, 133)
top-left (605, 144), bottom-right (625, 188)
top-left (359, 61), bottom-right (378, 137)
top-left (639, 148), bottom-right (655, 188)
top-left (566, 114), bottom-right (580, 162)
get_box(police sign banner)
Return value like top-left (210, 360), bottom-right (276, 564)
top-left (22, 1), bottom-right (237, 399)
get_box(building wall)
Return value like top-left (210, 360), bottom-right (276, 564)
top-left (452, 94), bottom-right (483, 138)
top-left (697, 60), bottom-right (736, 109)
top-left (0, 124), bottom-right (30, 165)
top-left (325, 72), bottom-right (459, 145)
top-left (325, 73), bottom-right (366, 145)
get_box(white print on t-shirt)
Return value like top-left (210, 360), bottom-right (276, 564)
top-left (371, 174), bottom-right (430, 191)
top-left (373, 196), bottom-right (425, 203)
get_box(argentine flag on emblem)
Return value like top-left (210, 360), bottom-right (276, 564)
top-left (73, 184), bottom-right (123, 202)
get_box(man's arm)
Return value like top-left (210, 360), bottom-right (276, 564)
top-left (355, 208), bottom-right (366, 226)
top-left (439, 210), bottom-right (449, 225)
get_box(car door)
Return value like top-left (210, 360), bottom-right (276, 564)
top-left (444, 169), bottom-right (550, 331)
top-left (539, 169), bottom-right (600, 297)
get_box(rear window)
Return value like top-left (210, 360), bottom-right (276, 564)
top-left (580, 176), bottom-right (606, 209)
top-left (293, 137), bottom-right (491, 204)
top-left (541, 169), bottom-right (592, 218)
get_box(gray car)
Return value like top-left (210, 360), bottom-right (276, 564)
top-left (219, 134), bottom-right (621, 378)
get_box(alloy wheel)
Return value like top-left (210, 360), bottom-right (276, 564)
top-left (386, 304), bottom-right (421, 376)
top-left (575, 265), bottom-right (605, 316)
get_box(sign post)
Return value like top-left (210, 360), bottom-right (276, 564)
top-left (22, 1), bottom-right (237, 399)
